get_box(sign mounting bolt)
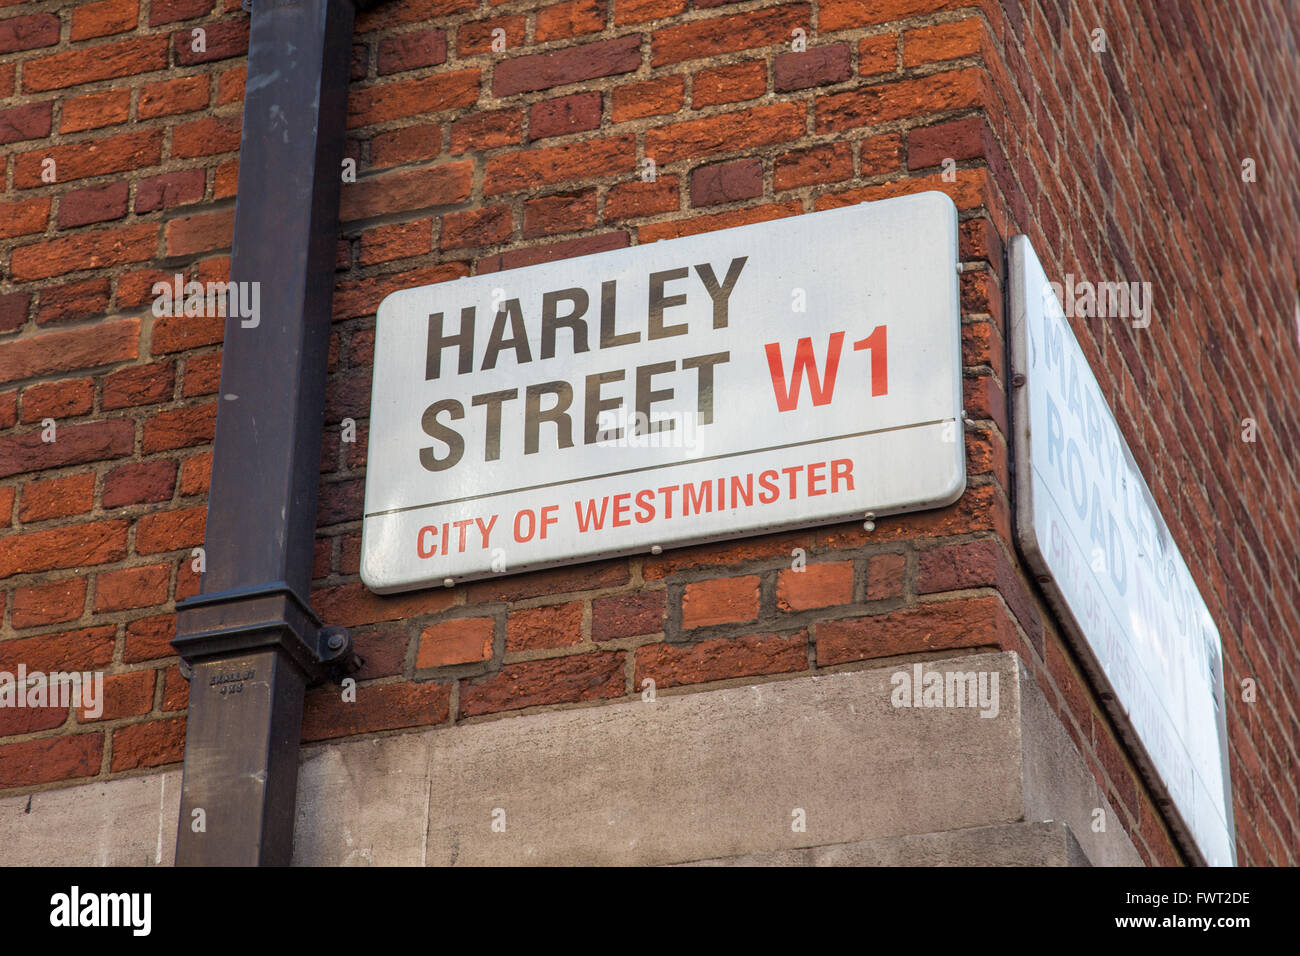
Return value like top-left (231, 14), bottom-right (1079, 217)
top-left (863, 513), bottom-right (876, 532)
top-left (650, 545), bottom-right (663, 555)
top-left (443, 577), bottom-right (454, 588)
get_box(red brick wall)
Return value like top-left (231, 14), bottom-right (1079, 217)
top-left (1, 0), bottom-right (1296, 866)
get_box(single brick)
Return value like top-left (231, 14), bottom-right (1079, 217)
top-left (77, 670), bottom-right (155, 723)
top-left (141, 403), bottom-right (217, 453)
top-left (110, 716), bottom-right (185, 771)
top-left (22, 36), bottom-right (169, 92)
top-left (592, 591), bottom-right (666, 639)
top-left (615, 0), bottom-right (687, 25)
top-left (523, 190), bottom-right (597, 237)
top-left (457, 15), bottom-right (526, 56)
top-left (458, 651), bottom-right (625, 718)
top-left (652, 6), bottom-right (810, 66)
top-left (530, 92), bottom-right (602, 140)
top-left (774, 142), bottom-right (853, 190)
top-left (171, 115), bottom-right (242, 158)
top-left (19, 378), bottom-right (94, 421)
top-left (0, 625), bottom-right (115, 673)
top-left (866, 552), bottom-right (906, 600)
top-left (58, 182), bottom-right (130, 229)
top-left (172, 19), bottom-right (249, 66)
top-left (605, 176), bottom-right (679, 220)
top-left (60, 90), bottom-right (131, 133)
top-left (611, 76), bottom-right (684, 122)
top-left (484, 135), bottom-right (634, 194)
top-left (636, 630), bottom-right (807, 688)
top-left (150, 0), bottom-right (213, 27)
top-left (449, 108), bottom-right (522, 154)
top-left (682, 575), bottom-right (760, 628)
top-left (903, 18), bottom-right (984, 67)
top-left (777, 561), bottom-right (854, 611)
top-left (691, 159), bottom-right (763, 206)
top-left (505, 601), bottom-right (584, 652)
top-left (34, 278), bottom-right (111, 326)
top-left (370, 124), bottom-right (442, 168)
top-left (302, 682), bottom-right (448, 742)
top-left (536, 0), bottom-right (607, 42)
top-left (645, 103), bottom-right (804, 165)
top-left (102, 363), bottom-right (175, 410)
top-left (138, 75), bottom-right (210, 119)
top-left (18, 473), bottom-right (96, 523)
top-left (135, 169), bottom-right (206, 214)
top-left (773, 43), bottom-right (852, 92)
top-left (13, 129), bottom-right (163, 188)
top-left (815, 68), bottom-right (985, 134)
top-left (0, 292), bottom-right (30, 334)
top-left (0, 14), bottom-right (61, 56)
top-left (417, 617), bottom-right (495, 667)
top-left (0, 197), bottom-right (50, 239)
top-left (134, 505), bottom-right (206, 554)
top-left (124, 614), bottom-right (175, 663)
top-left (178, 451), bottom-right (212, 497)
top-left (861, 131), bottom-right (904, 177)
top-left (359, 219), bottom-right (433, 266)
top-left (493, 35), bottom-right (641, 97)
top-left (0, 103), bottom-right (53, 146)
top-left (817, 595), bottom-right (1012, 666)
top-left (9, 227), bottom-right (158, 282)
top-left (0, 735), bottom-right (103, 787)
top-left (378, 28), bottom-right (448, 75)
top-left (339, 163), bottom-right (473, 221)
top-left (102, 459), bottom-right (177, 508)
top-left (440, 205), bottom-right (512, 250)
top-left (908, 114), bottom-right (990, 169)
top-left (71, 0), bottom-right (139, 42)
top-left (11, 578), bottom-right (87, 629)
top-left (859, 34), bottom-right (897, 76)
top-left (692, 61), bottom-right (766, 108)
top-left (93, 563), bottom-right (172, 612)
top-left (346, 69), bottom-right (480, 128)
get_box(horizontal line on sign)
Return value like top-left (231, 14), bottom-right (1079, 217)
top-left (365, 418), bottom-right (954, 518)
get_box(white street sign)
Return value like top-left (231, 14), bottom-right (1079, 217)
top-left (362, 192), bottom-right (964, 591)
top-left (1009, 235), bottom-right (1235, 866)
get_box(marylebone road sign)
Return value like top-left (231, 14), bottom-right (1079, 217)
top-left (1009, 235), bottom-right (1235, 866)
top-left (362, 192), bottom-right (964, 592)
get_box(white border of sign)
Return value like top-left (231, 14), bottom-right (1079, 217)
top-left (1009, 235), bottom-right (1235, 866)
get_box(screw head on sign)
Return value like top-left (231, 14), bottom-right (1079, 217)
top-left (650, 545), bottom-right (663, 555)
top-left (863, 513), bottom-right (875, 532)
top-left (443, 577), bottom-right (454, 588)
top-left (326, 631), bottom-right (346, 652)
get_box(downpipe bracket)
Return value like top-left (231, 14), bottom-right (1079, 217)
top-left (173, 583), bottom-right (361, 687)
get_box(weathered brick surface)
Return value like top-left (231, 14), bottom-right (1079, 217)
top-left (416, 616), bottom-right (495, 668)
top-left (636, 631), bottom-right (807, 688)
top-left (0, 0), bottom-right (1293, 870)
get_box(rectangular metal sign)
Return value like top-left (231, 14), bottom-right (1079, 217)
top-left (362, 192), bottom-right (964, 591)
top-left (1009, 235), bottom-right (1235, 866)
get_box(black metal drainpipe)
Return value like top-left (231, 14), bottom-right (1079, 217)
top-left (171, 0), bottom-right (388, 867)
